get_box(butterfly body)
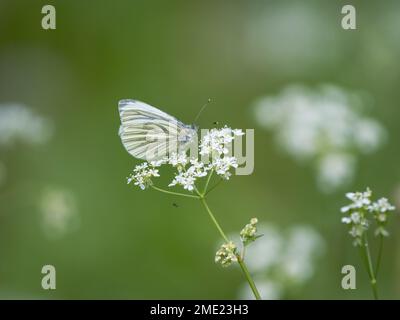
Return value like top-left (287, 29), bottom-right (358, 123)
top-left (118, 99), bottom-right (197, 161)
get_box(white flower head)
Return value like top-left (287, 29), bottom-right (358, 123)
top-left (368, 197), bottom-right (396, 213)
top-left (215, 241), bottom-right (238, 267)
top-left (341, 188), bottom-right (372, 213)
top-left (281, 226), bottom-right (325, 283)
top-left (150, 159), bottom-right (167, 167)
top-left (316, 153), bottom-right (355, 193)
top-left (341, 217), bottom-right (352, 224)
top-left (189, 158), bottom-right (209, 178)
top-left (168, 170), bottom-right (196, 191)
top-left (168, 152), bottom-right (188, 168)
top-left (200, 126), bottom-right (243, 157)
top-left (240, 217), bottom-right (260, 245)
top-left (211, 156), bottom-right (238, 180)
top-left (253, 85), bottom-right (386, 193)
top-left (127, 162), bottom-right (160, 190)
top-left (341, 188), bottom-right (396, 244)
top-left (40, 187), bottom-right (79, 239)
top-left (126, 126), bottom-right (244, 192)
top-left (0, 103), bottom-right (53, 147)
top-left (168, 158), bottom-right (210, 191)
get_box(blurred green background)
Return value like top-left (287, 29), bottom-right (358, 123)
top-left (0, 0), bottom-right (399, 299)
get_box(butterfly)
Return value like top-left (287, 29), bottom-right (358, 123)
top-left (118, 99), bottom-right (197, 161)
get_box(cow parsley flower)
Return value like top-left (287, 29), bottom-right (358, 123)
top-left (150, 159), bottom-right (167, 167)
top-left (169, 170), bottom-right (196, 191)
top-left (188, 158), bottom-right (209, 178)
top-left (200, 127), bottom-right (244, 157)
top-left (253, 85), bottom-right (386, 193)
top-left (368, 198), bottom-right (396, 213)
top-left (341, 188), bottom-right (396, 245)
top-left (127, 127), bottom-right (244, 192)
top-left (40, 187), bottom-right (79, 239)
top-left (124, 126), bottom-right (262, 299)
top-left (127, 162), bottom-right (160, 190)
top-left (168, 158), bottom-right (210, 191)
top-left (341, 188), bottom-right (372, 213)
top-left (0, 103), bottom-right (53, 147)
top-left (215, 241), bottom-right (238, 267)
top-left (368, 197), bottom-right (396, 237)
top-left (168, 152), bottom-right (188, 168)
top-left (340, 188), bottom-right (396, 299)
top-left (211, 156), bottom-right (238, 180)
top-left (240, 218), bottom-right (260, 245)
top-left (340, 188), bottom-right (373, 246)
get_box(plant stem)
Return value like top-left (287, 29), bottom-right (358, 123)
top-left (375, 235), bottom-right (383, 278)
top-left (151, 185), bottom-right (200, 199)
top-left (152, 183), bottom-right (262, 299)
top-left (199, 197), bottom-right (229, 243)
top-left (240, 243), bottom-right (246, 261)
top-left (205, 178), bottom-right (223, 196)
top-left (198, 196), bottom-right (261, 300)
top-left (203, 170), bottom-right (214, 195)
top-left (362, 234), bottom-right (379, 300)
top-left (237, 257), bottom-right (262, 300)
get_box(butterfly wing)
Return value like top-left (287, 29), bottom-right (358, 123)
top-left (118, 99), bottom-right (194, 161)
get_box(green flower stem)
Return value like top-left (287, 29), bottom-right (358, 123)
top-left (153, 182), bottom-right (262, 300)
top-left (205, 178), bottom-right (223, 196)
top-left (240, 243), bottom-right (246, 261)
top-left (199, 197), bottom-right (229, 243)
top-left (375, 235), bottom-right (383, 278)
top-left (151, 185), bottom-right (200, 199)
top-left (198, 195), bottom-right (261, 300)
top-left (362, 234), bottom-right (379, 300)
top-left (203, 169), bottom-right (214, 195)
top-left (237, 256), bottom-right (262, 300)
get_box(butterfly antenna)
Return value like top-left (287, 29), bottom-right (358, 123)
top-left (194, 98), bottom-right (212, 124)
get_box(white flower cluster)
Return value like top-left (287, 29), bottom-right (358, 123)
top-left (200, 127), bottom-right (244, 156)
top-left (341, 188), bottom-right (396, 245)
top-left (40, 187), bottom-right (79, 239)
top-left (214, 217), bottom-right (261, 268)
top-left (0, 104), bottom-right (53, 188)
top-left (0, 103), bottom-right (53, 147)
top-left (127, 162), bottom-right (160, 190)
top-left (127, 127), bottom-right (244, 191)
top-left (237, 224), bottom-right (324, 299)
top-left (215, 241), bottom-right (238, 267)
top-left (168, 158), bottom-right (208, 191)
top-left (253, 85), bottom-right (386, 193)
top-left (240, 217), bottom-right (259, 245)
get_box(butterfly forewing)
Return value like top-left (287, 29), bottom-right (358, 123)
top-left (118, 99), bottom-right (196, 161)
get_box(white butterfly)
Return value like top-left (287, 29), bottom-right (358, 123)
top-left (118, 99), bottom-right (197, 161)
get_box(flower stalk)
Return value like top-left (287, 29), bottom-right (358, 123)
top-left (155, 174), bottom-right (262, 299)
top-left (126, 127), bottom-right (262, 299)
top-left (341, 188), bottom-right (396, 300)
